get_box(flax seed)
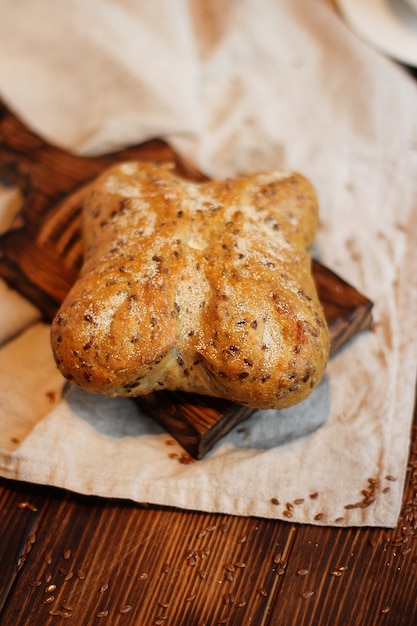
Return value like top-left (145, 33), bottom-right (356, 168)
top-left (48, 609), bottom-right (62, 616)
top-left (158, 600), bottom-right (169, 608)
top-left (309, 492), bottom-right (319, 499)
top-left (380, 606), bottom-right (390, 614)
top-left (294, 498), bottom-right (304, 505)
top-left (120, 605), bottom-right (133, 614)
top-left (96, 610), bottom-right (109, 618)
top-left (237, 600), bottom-right (247, 608)
top-left (270, 497), bottom-right (280, 505)
top-left (63, 549), bottom-right (71, 560)
top-left (258, 587), bottom-right (268, 597)
top-left (273, 553), bottom-right (282, 564)
top-left (185, 593), bottom-right (196, 602)
top-left (314, 513), bottom-right (324, 521)
top-left (224, 563), bottom-right (235, 572)
top-left (61, 602), bottom-right (73, 612)
top-left (44, 595), bottom-right (55, 604)
top-left (234, 561), bottom-right (246, 569)
top-left (45, 572), bottom-right (53, 583)
top-left (238, 535), bottom-right (247, 544)
top-left (60, 611), bottom-right (73, 619)
top-left (45, 584), bottom-right (57, 593)
top-left (283, 510), bottom-right (293, 518)
top-left (99, 583), bottom-right (109, 593)
top-left (199, 569), bottom-right (207, 580)
top-left (44, 552), bottom-right (52, 565)
top-left (300, 591), bottom-right (315, 599)
top-left (225, 572), bottom-right (234, 582)
top-left (335, 517), bottom-right (345, 523)
top-left (385, 475), bottom-right (397, 481)
top-left (296, 569), bottom-right (309, 576)
top-left (206, 524), bottom-right (216, 532)
top-left (76, 570), bottom-right (86, 580)
top-left (330, 570), bottom-right (342, 577)
top-left (29, 580), bottom-right (42, 587)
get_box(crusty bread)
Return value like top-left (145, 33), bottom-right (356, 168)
top-left (51, 161), bottom-right (330, 410)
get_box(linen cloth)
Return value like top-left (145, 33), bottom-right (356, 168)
top-left (0, 0), bottom-right (416, 527)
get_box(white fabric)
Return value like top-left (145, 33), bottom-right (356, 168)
top-left (0, 0), bottom-right (416, 527)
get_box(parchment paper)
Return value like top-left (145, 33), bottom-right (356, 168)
top-left (0, 0), bottom-right (416, 527)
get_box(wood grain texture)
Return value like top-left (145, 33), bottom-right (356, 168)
top-left (0, 406), bottom-right (416, 625)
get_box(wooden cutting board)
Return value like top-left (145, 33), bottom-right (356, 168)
top-left (0, 101), bottom-right (373, 458)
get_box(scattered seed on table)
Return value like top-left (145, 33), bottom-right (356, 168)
top-left (296, 569), bottom-right (309, 576)
top-left (96, 610), bottom-right (109, 618)
top-left (199, 569), bottom-right (207, 580)
top-left (334, 517), bottom-right (345, 523)
top-left (223, 592), bottom-right (234, 605)
top-left (258, 587), bottom-right (268, 597)
top-left (45, 572), bottom-right (52, 583)
top-left (48, 609), bottom-right (62, 616)
top-left (273, 553), bottom-right (282, 564)
top-left (224, 563), bottom-right (235, 572)
top-left (380, 606), bottom-right (390, 614)
top-left (300, 591), bottom-right (315, 599)
top-left (314, 513), bottom-right (324, 521)
top-left (185, 593), bottom-right (196, 602)
top-left (120, 605), bottom-right (133, 614)
top-left (206, 524), bottom-right (216, 532)
top-left (270, 497), bottom-right (280, 505)
top-left (294, 498), bottom-right (305, 505)
top-left (385, 475), bottom-right (397, 482)
top-left (64, 571), bottom-right (73, 581)
top-left (61, 602), bottom-right (73, 612)
top-left (60, 611), bottom-right (73, 619)
top-left (44, 552), bottom-right (52, 565)
top-left (63, 549), bottom-right (72, 560)
top-left (330, 570), bottom-right (342, 577)
top-left (158, 600), bottom-right (169, 608)
top-left (309, 492), bottom-right (319, 499)
top-left (76, 570), bottom-right (86, 580)
top-left (29, 580), bottom-right (42, 587)
top-left (44, 595), bottom-right (55, 604)
top-left (225, 572), bottom-right (234, 582)
top-left (283, 510), bottom-right (293, 518)
top-left (238, 535), bottom-right (247, 544)
top-left (99, 583), bottom-right (109, 593)
top-left (45, 584), bottom-right (57, 593)
top-left (237, 599), bottom-right (247, 608)
top-left (234, 561), bottom-right (246, 569)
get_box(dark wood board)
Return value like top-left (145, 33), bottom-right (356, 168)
top-left (0, 100), bottom-right (373, 458)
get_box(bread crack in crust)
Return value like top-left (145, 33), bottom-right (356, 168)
top-left (51, 161), bottom-right (330, 410)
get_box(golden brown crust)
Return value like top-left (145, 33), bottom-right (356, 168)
top-left (51, 161), bottom-right (330, 409)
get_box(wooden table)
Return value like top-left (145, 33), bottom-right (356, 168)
top-left (1, 5), bottom-right (417, 626)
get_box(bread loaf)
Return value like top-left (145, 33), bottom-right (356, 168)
top-left (51, 161), bottom-right (330, 410)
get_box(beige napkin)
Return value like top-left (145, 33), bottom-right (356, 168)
top-left (0, 0), bottom-right (416, 527)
